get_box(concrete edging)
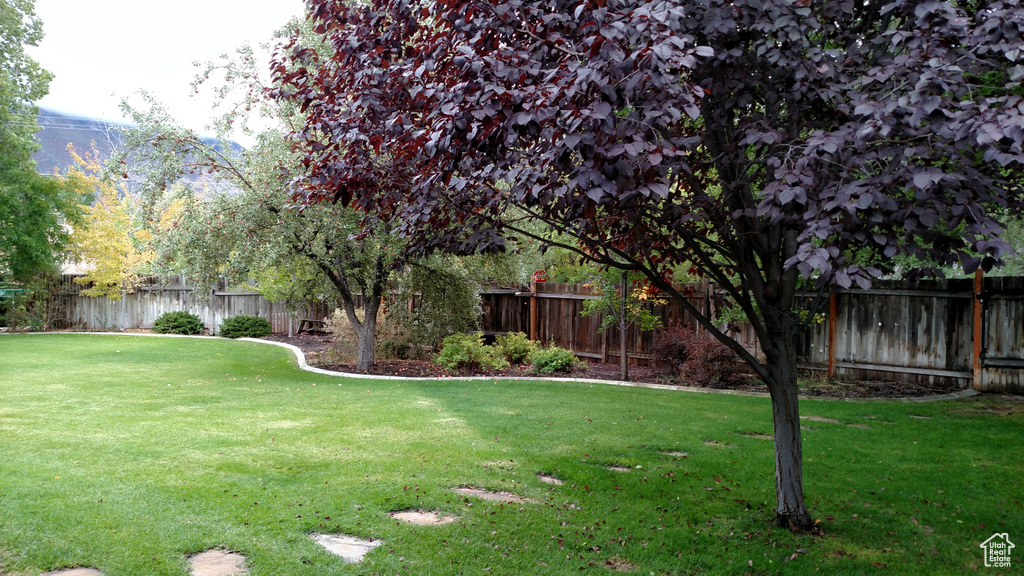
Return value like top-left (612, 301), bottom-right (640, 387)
top-left (0, 331), bottom-right (980, 403)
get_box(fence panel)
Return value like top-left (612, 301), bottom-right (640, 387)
top-left (60, 275), bottom-right (324, 335)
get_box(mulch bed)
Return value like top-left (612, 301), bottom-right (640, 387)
top-left (259, 333), bottom-right (965, 399)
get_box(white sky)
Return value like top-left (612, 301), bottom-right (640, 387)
top-left (28, 0), bottom-right (306, 146)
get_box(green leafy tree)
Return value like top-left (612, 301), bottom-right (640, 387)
top-left (116, 38), bottom-right (404, 370)
top-left (0, 0), bottom-right (84, 282)
top-left (580, 268), bottom-right (665, 380)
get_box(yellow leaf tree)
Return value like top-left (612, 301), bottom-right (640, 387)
top-left (65, 146), bottom-right (154, 300)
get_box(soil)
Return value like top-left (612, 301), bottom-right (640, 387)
top-left (259, 333), bottom-right (970, 399)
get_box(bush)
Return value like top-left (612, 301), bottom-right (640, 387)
top-left (651, 320), bottom-right (692, 373)
top-left (652, 321), bottom-right (738, 385)
top-left (530, 345), bottom-right (578, 374)
top-left (434, 332), bottom-right (509, 372)
top-left (152, 311), bottom-right (204, 335)
top-left (377, 334), bottom-right (425, 360)
top-left (218, 315), bottom-right (272, 338)
top-left (494, 332), bottom-right (537, 365)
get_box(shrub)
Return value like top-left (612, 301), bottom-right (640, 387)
top-left (494, 332), bottom-right (537, 365)
top-left (152, 311), bottom-right (204, 335)
top-left (218, 315), bottom-right (272, 338)
top-left (653, 321), bottom-right (738, 385)
top-left (651, 320), bottom-right (692, 374)
top-left (377, 334), bottom-right (425, 360)
top-left (434, 332), bottom-right (509, 372)
top-left (530, 345), bottom-right (578, 374)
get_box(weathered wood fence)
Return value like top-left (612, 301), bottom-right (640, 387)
top-left (56, 274), bottom-right (1023, 393)
top-left (479, 276), bottom-right (1024, 394)
top-left (56, 275), bottom-right (331, 336)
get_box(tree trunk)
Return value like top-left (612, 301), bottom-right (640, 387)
top-left (620, 271), bottom-right (628, 381)
top-left (353, 299), bottom-right (379, 372)
top-left (762, 339), bottom-right (815, 532)
top-left (355, 322), bottom-right (376, 372)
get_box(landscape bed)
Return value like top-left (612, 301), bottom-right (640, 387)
top-left (0, 333), bottom-right (1020, 575)
top-left (266, 333), bottom-right (966, 399)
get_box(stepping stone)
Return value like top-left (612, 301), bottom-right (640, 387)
top-left (910, 415), bottom-right (931, 419)
top-left (312, 534), bottom-right (381, 563)
top-left (389, 510), bottom-right (457, 525)
top-left (847, 423), bottom-right (870, 429)
top-left (607, 466), bottom-right (632, 473)
top-left (801, 416), bottom-right (841, 424)
top-left (703, 440), bottom-right (733, 447)
top-left (189, 550), bottom-right (247, 576)
top-left (537, 473), bottom-right (564, 485)
top-left (741, 432), bottom-right (772, 439)
top-left (42, 570), bottom-right (104, 576)
top-left (663, 451), bottom-right (689, 458)
top-left (452, 487), bottom-right (538, 504)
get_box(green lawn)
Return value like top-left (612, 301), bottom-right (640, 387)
top-left (0, 334), bottom-right (1020, 575)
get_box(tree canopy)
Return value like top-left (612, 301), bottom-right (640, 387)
top-left (65, 147), bottom-right (153, 299)
top-left (274, 0), bottom-right (1024, 531)
top-left (0, 0), bottom-right (84, 282)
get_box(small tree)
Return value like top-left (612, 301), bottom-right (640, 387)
top-left (274, 0), bottom-right (1024, 531)
top-left (66, 146), bottom-right (154, 301)
top-left (116, 37), bottom-right (404, 371)
top-left (580, 269), bottom-right (665, 380)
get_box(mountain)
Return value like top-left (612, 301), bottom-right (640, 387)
top-left (33, 109), bottom-right (128, 175)
top-left (32, 108), bottom-right (244, 177)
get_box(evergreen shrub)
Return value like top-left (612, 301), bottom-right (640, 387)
top-left (218, 315), bottom-right (272, 338)
top-left (152, 311), bottom-right (204, 335)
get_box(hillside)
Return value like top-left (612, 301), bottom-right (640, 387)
top-left (32, 109), bottom-right (127, 175)
top-left (32, 108), bottom-right (243, 177)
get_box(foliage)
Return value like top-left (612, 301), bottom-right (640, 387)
top-left (650, 321), bottom-right (692, 375)
top-left (386, 255), bottom-right (483, 349)
top-left (274, 0), bottom-right (1024, 531)
top-left (494, 332), bottom-right (537, 365)
top-left (530, 345), bottom-right (579, 375)
top-left (116, 39), bottom-right (404, 370)
top-left (434, 332), bottom-right (509, 372)
top-left (152, 311), bottom-right (204, 335)
top-left (652, 322), bottom-right (740, 386)
top-left (0, 0), bottom-right (85, 283)
top-left (580, 270), bottom-right (665, 333)
top-left (217, 314), bottom-right (271, 339)
top-left (325, 306), bottom-right (373, 363)
top-left (0, 273), bottom-right (65, 330)
top-left (65, 147), bottom-right (154, 299)
top-left (376, 333), bottom-right (422, 360)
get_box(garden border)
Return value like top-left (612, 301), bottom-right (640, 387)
top-left (0, 332), bottom-right (979, 403)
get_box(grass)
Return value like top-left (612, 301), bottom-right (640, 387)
top-left (0, 334), bottom-right (1021, 575)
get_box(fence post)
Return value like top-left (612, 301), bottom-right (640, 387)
top-left (827, 293), bottom-right (838, 379)
top-left (620, 271), bottom-right (628, 381)
top-left (529, 279), bottom-right (538, 341)
top-left (973, 268), bottom-right (984, 391)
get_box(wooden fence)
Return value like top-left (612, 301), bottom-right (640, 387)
top-left (480, 276), bottom-right (1024, 394)
top-left (56, 275), bottom-right (331, 336)
top-left (55, 273), bottom-right (1023, 393)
